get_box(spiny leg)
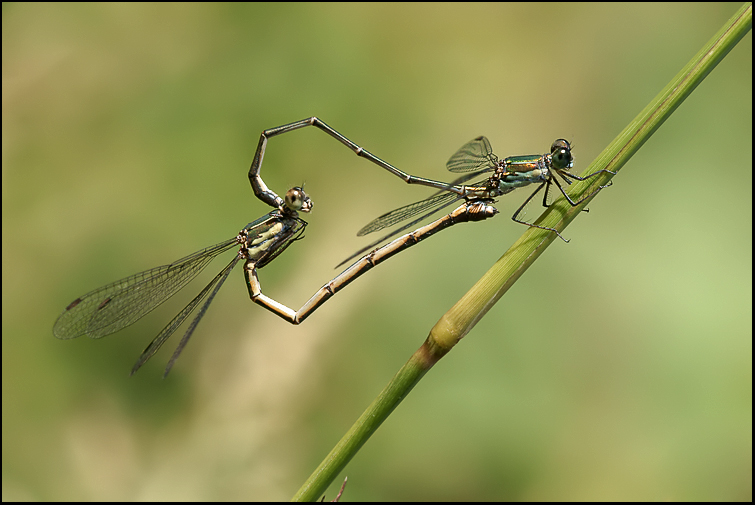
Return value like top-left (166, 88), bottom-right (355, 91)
top-left (511, 182), bottom-right (571, 242)
top-left (553, 168), bottom-right (614, 207)
top-left (513, 170), bottom-right (613, 242)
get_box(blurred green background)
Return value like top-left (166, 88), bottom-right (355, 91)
top-left (2, 3), bottom-right (751, 501)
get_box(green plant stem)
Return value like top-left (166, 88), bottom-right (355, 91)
top-left (292, 3), bottom-right (751, 501)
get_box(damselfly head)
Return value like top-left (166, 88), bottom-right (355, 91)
top-left (284, 186), bottom-right (313, 213)
top-left (550, 139), bottom-right (573, 170)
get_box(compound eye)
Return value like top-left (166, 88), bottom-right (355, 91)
top-left (550, 139), bottom-right (573, 169)
top-left (285, 189), bottom-right (302, 209)
top-left (284, 187), bottom-right (312, 212)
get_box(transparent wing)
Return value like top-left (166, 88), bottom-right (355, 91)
top-left (131, 255), bottom-right (241, 376)
top-left (53, 237), bottom-right (238, 340)
top-left (356, 192), bottom-right (460, 236)
top-left (446, 136), bottom-right (498, 173)
top-left (336, 193), bottom-right (462, 269)
top-left (162, 255), bottom-right (240, 377)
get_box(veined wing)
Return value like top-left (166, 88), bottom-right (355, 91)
top-left (446, 136), bottom-right (498, 173)
top-left (131, 255), bottom-right (241, 376)
top-left (53, 237), bottom-right (239, 340)
top-left (356, 192), bottom-right (460, 236)
top-left (336, 193), bottom-right (461, 269)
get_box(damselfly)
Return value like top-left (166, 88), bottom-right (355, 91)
top-left (340, 136), bottom-right (614, 265)
top-left (54, 186), bottom-right (497, 376)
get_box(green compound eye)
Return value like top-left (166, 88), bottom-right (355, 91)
top-left (550, 139), bottom-right (573, 170)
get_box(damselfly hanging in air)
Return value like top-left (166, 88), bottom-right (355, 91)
top-left (54, 187), bottom-right (312, 376)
